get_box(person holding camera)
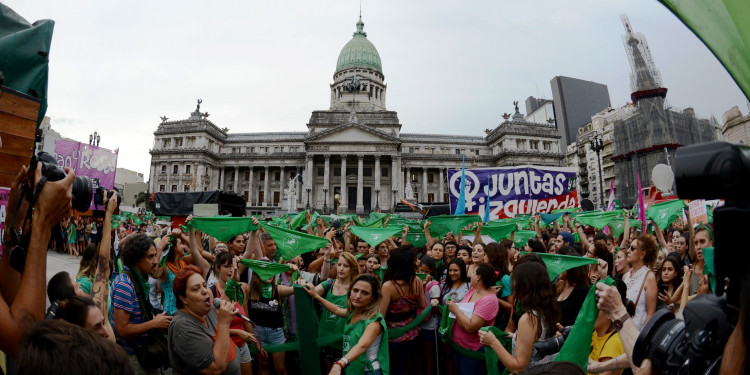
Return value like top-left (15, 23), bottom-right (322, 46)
top-left (0, 164), bottom-right (75, 357)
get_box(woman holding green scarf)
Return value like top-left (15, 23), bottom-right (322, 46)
top-left (210, 251), bottom-right (265, 375)
top-left (305, 274), bottom-right (390, 375)
top-left (247, 262), bottom-right (295, 375)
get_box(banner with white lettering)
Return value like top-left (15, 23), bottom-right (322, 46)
top-left (54, 140), bottom-right (119, 210)
top-left (448, 166), bottom-right (578, 219)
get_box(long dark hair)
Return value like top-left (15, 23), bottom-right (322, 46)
top-left (440, 258), bottom-right (469, 301)
top-left (474, 263), bottom-right (496, 289)
top-left (347, 274), bottom-right (382, 320)
top-left (383, 246), bottom-right (416, 285)
top-left (485, 242), bottom-right (510, 277)
top-left (512, 261), bottom-right (561, 337)
top-left (660, 254), bottom-right (683, 289)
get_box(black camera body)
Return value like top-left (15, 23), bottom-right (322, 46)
top-left (95, 186), bottom-right (121, 208)
top-left (533, 325), bottom-right (572, 359)
top-left (632, 141), bottom-right (750, 374)
top-left (28, 151), bottom-right (93, 212)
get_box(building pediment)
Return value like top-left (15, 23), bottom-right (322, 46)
top-left (305, 122), bottom-right (401, 144)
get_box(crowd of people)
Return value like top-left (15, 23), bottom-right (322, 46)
top-left (0, 163), bottom-right (747, 375)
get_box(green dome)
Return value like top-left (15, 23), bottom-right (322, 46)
top-left (336, 17), bottom-right (382, 73)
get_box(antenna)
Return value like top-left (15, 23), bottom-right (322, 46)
top-left (359, 0), bottom-right (362, 18)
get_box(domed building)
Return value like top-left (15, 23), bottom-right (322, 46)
top-left (149, 17), bottom-right (565, 215)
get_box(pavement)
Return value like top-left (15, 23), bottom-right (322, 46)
top-left (45, 250), bottom-right (82, 307)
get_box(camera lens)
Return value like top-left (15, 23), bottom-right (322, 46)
top-left (71, 176), bottom-right (93, 212)
top-left (633, 309), bottom-right (687, 371)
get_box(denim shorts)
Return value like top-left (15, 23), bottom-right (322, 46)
top-left (254, 325), bottom-right (286, 346)
top-left (238, 342), bottom-right (253, 363)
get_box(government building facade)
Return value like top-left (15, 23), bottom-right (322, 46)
top-left (148, 17), bottom-right (565, 215)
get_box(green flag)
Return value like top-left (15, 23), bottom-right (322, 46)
top-left (555, 277), bottom-right (616, 371)
top-left (647, 199), bottom-right (686, 229)
top-left (481, 222), bottom-right (517, 243)
top-left (187, 217), bottom-right (259, 242)
top-left (406, 230), bottom-right (428, 248)
top-left (480, 326), bottom-right (512, 375)
top-left (239, 259), bottom-right (290, 281)
top-left (428, 215), bottom-right (481, 236)
top-left (606, 219), bottom-right (627, 239)
top-left (513, 230), bottom-right (538, 249)
top-left (657, 0), bottom-right (750, 100)
top-left (702, 247), bottom-right (717, 294)
top-left (525, 252), bottom-right (599, 281)
top-left (349, 226), bottom-right (401, 247)
top-left (260, 223), bottom-right (329, 260)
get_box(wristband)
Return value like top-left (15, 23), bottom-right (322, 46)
top-left (339, 357), bottom-right (349, 367)
top-left (333, 361), bottom-right (344, 369)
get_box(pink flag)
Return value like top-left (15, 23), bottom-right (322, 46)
top-left (603, 180), bottom-right (616, 234)
top-left (637, 173), bottom-right (646, 234)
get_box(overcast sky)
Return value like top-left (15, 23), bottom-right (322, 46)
top-left (6, 0), bottom-right (748, 178)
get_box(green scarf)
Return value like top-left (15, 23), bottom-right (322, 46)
top-left (647, 199), bottom-right (686, 229)
top-left (187, 216), bottom-right (259, 242)
top-left (128, 267), bottom-right (151, 297)
top-left (260, 223), bottom-right (330, 260)
top-left (428, 215), bottom-right (482, 236)
top-left (523, 251), bottom-right (598, 281)
top-left (481, 222), bottom-right (517, 242)
top-left (224, 279), bottom-right (244, 306)
top-left (574, 210), bottom-right (624, 229)
top-left (481, 326), bottom-right (512, 375)
top-left (349, 226), bottom-right (401, 247)
top-left (240, 259), bottom-right (291, 281)
top-left (512, 230), bottom-right (538, 249)
top-left (260, 281), bottom-right (273, 299)
top-left (360, 212), bottom-right (390, 228)
top-left (555, 277), bottom-right (616, 370)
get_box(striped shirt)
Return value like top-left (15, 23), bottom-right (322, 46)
top-left (110, 268), bottom-right (145, 355)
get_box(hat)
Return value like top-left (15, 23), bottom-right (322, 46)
top-left (560, 231), bottom-right (575, 245)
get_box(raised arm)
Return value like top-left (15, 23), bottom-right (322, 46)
top-left (619, 213), bottom-right (630, 250)
top-left (686, 210), bottom-right (696, 262)
top-left (424, 221), bottom-right (436, 248)
top-left (651, 219), bottom-right (669, 250)
top-left (91, 191), bottom-right (117, 341)
top-left (304, 283), bottom-right (346, 317)
top-left (575, 222), bottom-right (593, 252)
top-left (473, 222), bottom-right (484, 246)
top-left (188, 223), bottom-right (211, 279)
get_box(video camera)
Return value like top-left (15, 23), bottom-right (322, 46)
top-left (633, 141), bottom-right (749, 374)
top-left (533, 325), bottom-right (572, 359)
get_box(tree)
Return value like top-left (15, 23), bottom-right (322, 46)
top-left (135, 192), bottom-right (154, 211)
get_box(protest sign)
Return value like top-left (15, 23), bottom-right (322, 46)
top-left (54, 140), bottom-right (119, 210)
top-left (687, 199), bottom-right (708, 225)
top-left (448, 166), bottom-right (578, 219)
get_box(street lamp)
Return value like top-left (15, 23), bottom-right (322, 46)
top-left (589, 131), bottom-right (605, 208)
top-left (306, 187), bottom-right (311, 210)
top-left (89, 131), bottom-right (100, 146)
top-left (375, 188), bottom-right (380, 212)
top-left (392, 189), bottom-right (398, 213)
top-left (323, 187), bottom-right (329, 214)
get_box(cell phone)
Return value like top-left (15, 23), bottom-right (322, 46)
top-left (658, 283), bottom-right (669, 296)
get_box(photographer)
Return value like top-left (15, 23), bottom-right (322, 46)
top-left (0, 164), bottom-right (74, 357)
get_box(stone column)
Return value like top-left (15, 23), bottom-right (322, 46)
top-left (233, 166), bottom-right (239, 193)
top-left (356, 154), bottom-right (364, 213)
top-left (279, 167), bottom-right (285, 207)
top-left (306, 156), bottom-right (314, 208)
top-left (263, 166), bottom-right (270, 207)
top-left (340, 155), bottom-right (347, 212)
top-left (422, 168), bottom-right (428, 201)
top-left (374, 156), bottom-right (381, 190)
top-left (391, 156), bottom-right (398, 209)
top-left (219, 167), bottom-right (225, 191)
top-left (323, 154), bottom-right (330, 205)
top-left (405, 167), bottom-right (411, 198)
top-left (439, 168), bottom-right (444, 202)
top-left (149, 164), bottom-right (155, 193)
top-left (166, 164), bottom-right (171, 192)
top-left (248, 167), bottom-right (255, 205)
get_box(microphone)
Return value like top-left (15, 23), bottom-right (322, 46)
top-left (213, 298), bottom-right (254, 324)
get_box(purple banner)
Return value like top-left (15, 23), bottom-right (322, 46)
top-left (0, 187), bottom-right (8, 257)
top-left (54, 140), bottom-right (118, 210)
top-left (448, 166), bottom-right (579, 219)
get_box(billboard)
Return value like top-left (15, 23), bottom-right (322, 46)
top-left (448, 165), bottom-right (578, 220)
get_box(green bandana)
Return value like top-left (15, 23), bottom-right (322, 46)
top-left (260, 224), bottom-right (329, 260)
top-left (647, 199), bottom-right (686, 229)
top-left (239, 259), bottom-right (291, 282)
top-left (555, 277), bottom-right (615, 370)
top-left (481, 222), bottom-right (517, 242)
top-left (187, 216), bottom-right (260, 242)
top-left (129, 267), bottom-right (151, 297)
top-left (512, 230), bottom-right (538, 249)
top-left (428, 215), bottom-right (482, 236)
top-left (480, 326), bottom-right (512, 375)
top-left (260, 281), bottom-right (274, 299)
top-left (702, 247), bottom-right (717, 294)
top-left (406, 230), bottom-right (428, 247)
top-left (225, 279), bottom-right (245, 306)
top-left (538, 212), bottom-right (564, 225)
top-left (574, 210), bottom-right (624, 229)
top-left (523, 251), bottom-right (599, 281)
top-left (288, 211), bottom-right (308, 230)
top-left (360, 212), bottom-right (390, 228)
top-left (349, 226), bottom-right (401, 247)
top-left (416, 273), bottom-right (429, 281)
top-left (376, 266), bottom-right (387, 281)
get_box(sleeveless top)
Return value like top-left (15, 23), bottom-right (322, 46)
top-left (385, 281), bottom-right (420, 342)
top-left (623, 266), bottom-right (649, 330)
top-left (512, 310), bottom-right (553, 368)
top-left (343, 312), bottom-right (390, 375)
top-left (318, 279), bottom-right (348, 349)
